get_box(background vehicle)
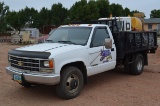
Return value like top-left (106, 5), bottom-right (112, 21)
top-left (38, 29), bottom-right (56, 43)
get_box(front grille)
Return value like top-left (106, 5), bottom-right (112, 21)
top-left (9, 55), bottom-right (40, 71)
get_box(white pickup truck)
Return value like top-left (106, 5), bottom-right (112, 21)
top-left (6, 20), bottom-right (157, 99)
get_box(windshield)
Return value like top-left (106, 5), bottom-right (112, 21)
top-left (47, 27), bottom-right (92, 45)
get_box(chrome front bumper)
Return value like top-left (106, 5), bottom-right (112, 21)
top-left (6, 66), bottom-right (60, 85)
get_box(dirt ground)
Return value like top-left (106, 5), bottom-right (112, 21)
top-left (0, 42), bottom-right (160, 106)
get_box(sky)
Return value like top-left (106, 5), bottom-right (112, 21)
top-left (0, 0), bottom-right (160, 18)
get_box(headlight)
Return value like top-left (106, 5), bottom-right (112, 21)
top-left (43, 60), bottom-right (53, 68)
top-left (40, 60), bottom-right (54, 73)
top-left (44, 61), bottom-right (49, 67)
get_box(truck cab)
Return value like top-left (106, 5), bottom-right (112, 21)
top-left (6, 24), bottom-right (116, 99)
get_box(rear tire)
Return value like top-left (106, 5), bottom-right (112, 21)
top-left (56, 66), bottom-right (84, 99)
top-left (130, 54), bottom-right (144, 75)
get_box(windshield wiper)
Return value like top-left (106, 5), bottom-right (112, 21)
top-left (45, 40), bottom-right (54, 43)
top-left (58, 41), bottom-right (76, 44)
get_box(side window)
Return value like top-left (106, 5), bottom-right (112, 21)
top-left (158, 24), bottom-right (160, 30)
top-left (91, 28), bottom-right (109, 47)
top-left (148, 24), bottom-right (152, 29)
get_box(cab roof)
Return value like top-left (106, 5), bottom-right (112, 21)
top-left (60, 24), bottom-right (108, 28)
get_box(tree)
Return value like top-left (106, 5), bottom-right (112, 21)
top-left (6, 7), bottom-right (39, 31)
top-left (50, 3), bottom-right (68, 26)
top-left (97, 0), bottom-right (110, 18)
top-left (70, 0), bottom-right (88, 21)
top-left (21, 7), bottom-right (39, 28)
top-left (38, 7), bottom-right (50, 28)
top-left (5, 11), bottom-right (20, 30)
top-left (0, 2), bottom-right (9, 32)
top-left (150, 9), bottom-right (160, 18)
top-left (110, 3), bottom-right (124, 17)
top-left (85, 0), bottom-right (99, 21)
top-left (130, 10), bottom-right (140, 16)
top-left (123, 7), bottom-right (130, 16)
top-left (70, 0), bottom-right (99, 21)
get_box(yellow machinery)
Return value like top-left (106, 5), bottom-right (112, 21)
top-left (131, 17), bottom-right (143, 31)
top-left (131, 12), bottom-right (145, 31)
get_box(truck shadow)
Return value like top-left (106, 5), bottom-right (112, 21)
top-left (85, 67), bottom-right (132, 88)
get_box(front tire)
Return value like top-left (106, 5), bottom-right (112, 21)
top-left (130, 54), bottom-right (144, 75)
top-left (56, 66), bottom-right (84, 99)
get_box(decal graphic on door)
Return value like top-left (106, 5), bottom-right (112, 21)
top-left (100, 50), bottom-right (112, 63)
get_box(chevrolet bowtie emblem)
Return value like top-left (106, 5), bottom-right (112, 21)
top-left (18, 61), bottom-right (23, 66)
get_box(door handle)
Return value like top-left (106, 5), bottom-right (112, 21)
top-left (111, 48), bottom-right (114, 51)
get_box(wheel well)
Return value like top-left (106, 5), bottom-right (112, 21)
top-left (61, 61), bottom-right (88, 84)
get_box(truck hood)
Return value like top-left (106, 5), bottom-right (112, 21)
top-left (16, 43), bottom-right (85, 57)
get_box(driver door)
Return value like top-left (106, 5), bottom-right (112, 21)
top-left (88, 26), bottom-right (116, 76)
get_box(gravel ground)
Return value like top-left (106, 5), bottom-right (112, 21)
top-left (0, 42), bottom-right (160, 106)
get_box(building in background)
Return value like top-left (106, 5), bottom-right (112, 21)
top-left (39, 25), bottom-right (57, 34)
top-left (144, 18), bottom-right (160, 35)
top-left (20, 28), bottom-right (39, 38)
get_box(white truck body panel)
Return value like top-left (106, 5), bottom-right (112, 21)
top-left (6, 24), bottom-right (117, 85)
top-left (99, 17), bottom-right (132, 31)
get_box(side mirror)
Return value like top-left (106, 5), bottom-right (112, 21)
top-left (104, 38), bottom-right (112, 49)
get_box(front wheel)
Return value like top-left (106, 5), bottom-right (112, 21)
top-left (56, 66), bottom-right (84, 99)
top-left (130, 54), bottom-right (144, 75)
